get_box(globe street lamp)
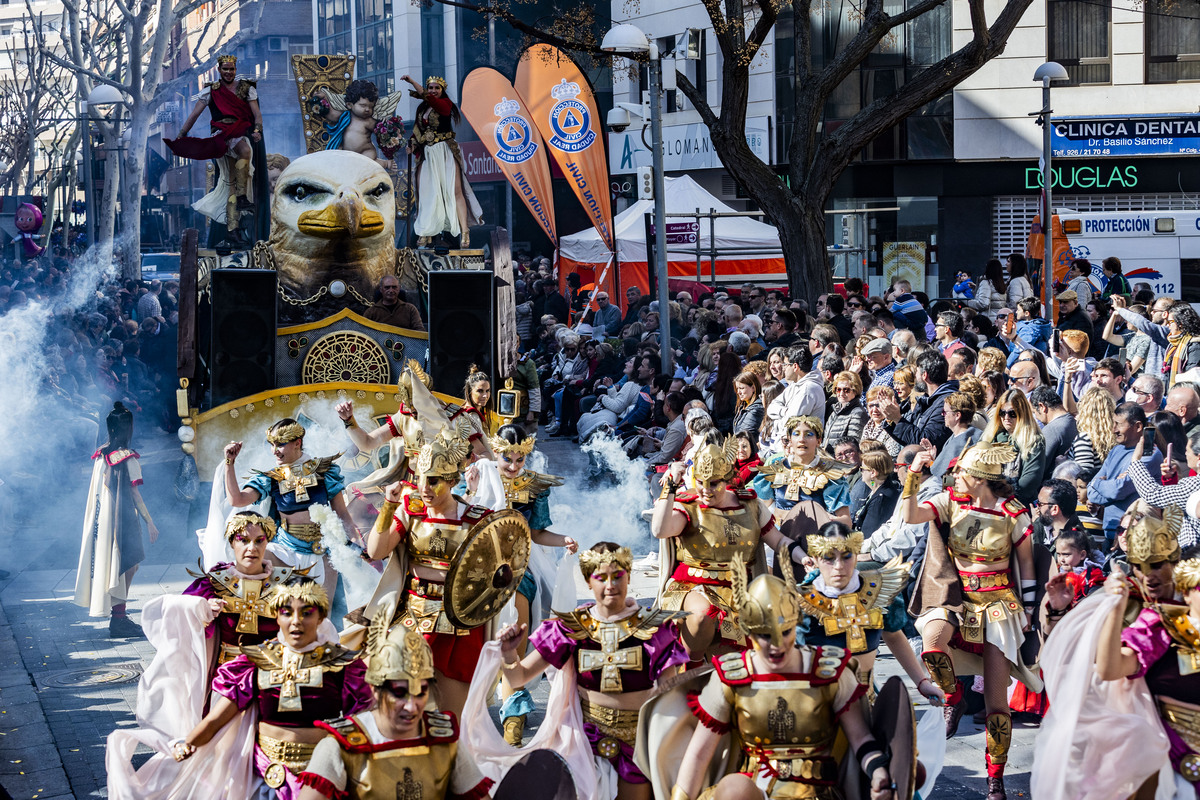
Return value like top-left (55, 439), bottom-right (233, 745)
top-left (82, 84), bottom-right (126, 248)
top-left (602, 23), bottom-right (672, 375)
top-left (1033, 61), bottom-right (1069, 316)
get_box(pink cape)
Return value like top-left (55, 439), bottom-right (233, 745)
top-left (1031, 590), bottom-right (1174, 800)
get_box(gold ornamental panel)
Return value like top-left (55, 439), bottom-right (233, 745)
top-left (291, 54), bottom-right (357, 154)
top-left (301, 331), bottom-right (390, 385)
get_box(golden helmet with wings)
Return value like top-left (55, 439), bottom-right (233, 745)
top-left (364, 600), bottom-right (435, 687)
top-left (413, 419), bottom-right (473, 479)
top-left (692, 436), bottom-right (739, 484)
top-left (730, 550), bottom-right (800, 648)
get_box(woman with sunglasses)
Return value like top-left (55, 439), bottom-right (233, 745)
top-left (365, 426), bottom-right (508, 718)
top-left (822, 370), bottom-right (868, 450)
top-left (980, 389), bottom-right (1045, 506)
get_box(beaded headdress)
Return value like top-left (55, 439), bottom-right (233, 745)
top-left (225, 513), bottom-right (277, 542)
top-left (426, 75), bottom-right (448, 89)
top-left (414, 422), bottom-right (472, 478)
top-left (491, 433), bottom-right (536, 459)
top-left (807, 531), bottom-right (864, 558)
top-left (269, 578), bottom-right (330, 616)
top-left (365, 602), bottom-right (435, 687)
top-left (578, 546), bottom-right (633, 581)
top-left (266, 421), bottom-right (305, 445)
top-left (692, 437), bottom-right (738, 484)
top-left (217, 54), bottom-right (237, 66)
top-left (955, 442), bottom-right (1016, 480)
top-left (1126, 500), bottom-right (1182, 568)
top-left (731, 550), bottom-right (799, 649)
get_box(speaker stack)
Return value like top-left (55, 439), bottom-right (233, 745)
top-left (427, 271), bottom-right (494, 396)
top-left (208, 269), bottom-right (277, 406)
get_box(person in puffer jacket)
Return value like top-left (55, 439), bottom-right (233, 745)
top-left (1006, 296), bottom-right (1054, 367)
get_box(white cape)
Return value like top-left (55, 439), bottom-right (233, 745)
top-left (460, 640), bottom-right (617, 800)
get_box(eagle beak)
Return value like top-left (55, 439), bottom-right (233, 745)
top-left (297, 188), bottom-right (386, 238)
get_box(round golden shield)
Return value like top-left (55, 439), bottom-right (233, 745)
top-left (443, 509), bottom-right (531, 629)
top-left (263, 762), bottom-right (288, 789)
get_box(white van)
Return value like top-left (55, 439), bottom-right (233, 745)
top-left (1051, 209), bottom-right (1199, 301)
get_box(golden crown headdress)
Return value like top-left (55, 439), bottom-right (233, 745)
top-left (426, 75), bottom-right (447, 89)
top-left (1126, 501), bottom-right (1183, 568)
top-left (730, 550), bottom-right (799, 649)
top-left (578, 546), bottom-right (633, 581)
top-left (415, 421), bottom-right (472, 478)
top-left (693, 437), bottom-right (738, 484)
top-left (1176, 558), bottom-right (1200, 594)
top-left (268, 579), bottom-right (330, 616)
top-left (807, 531), bottom-right (864, 559)
top-left (955, 442), bottom-right (1016, 480)
top-left (266, 421), bottom-right (305, 445)
top-left (225, 513), bottom-right (277, 542)
top-left (491, 433), bottom-right (536, 459)
top-left (364, 601), bottom-right (435, 686)
top-left (217, 54), bottom-right (237, 65)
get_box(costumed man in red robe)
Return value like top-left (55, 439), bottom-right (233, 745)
top-left (167, 54), bottom-right (268, 248)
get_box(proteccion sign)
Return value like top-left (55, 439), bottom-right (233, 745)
top-left (1050, 114), bottom-right (1200, 158)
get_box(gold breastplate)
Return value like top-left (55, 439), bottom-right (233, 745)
top-left (407, 516), bottom-right (472, 570)
top-left (241, 641), bottom-right (357, 712)
top-left (947, 504), bottom-right (1017, 563)
top-left (674, 501), bottom-right (761, 567)
top-left (341, 729), bottom-right (455, 799)
top-left (731, 676), bottom-right (841, 753)
top-left (1158, 606), bottom-right (1200, 676)
top-left (207, 565), bottom-right (295, 635)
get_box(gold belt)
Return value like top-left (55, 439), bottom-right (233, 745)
top-left (257, 733), bottom-right (316, 784)
top-left (678, 560), bottom-right (741, 580)
top-left (579, 696), bottom-right (639, 751)
top-left (958, 571), bottom-right (1013, 591)
top-left (1160, 698), bottom-right (1200, 758)
top-left (409, 576), bottom-right (445, 598)
top-left (744, 746), bottom-right (837, 783)
top-left (401, 586), bottom-right (468, 636)
top-left (411, 555), bottom-right (453, 570)
top-left (281, 521), bottom-right (322, 541)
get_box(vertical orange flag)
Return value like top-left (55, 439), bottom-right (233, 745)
top-left (460, 68), bottom-right (557, 245)
top-left (516, 45), bottom-right (615, 254)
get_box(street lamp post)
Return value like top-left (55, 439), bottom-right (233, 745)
top-left (1033, 62), bottom-right (1069, 316)
top-left (80, 99), bottom-right (95, 247)
top-left (602, 24), bottom-right (672, 376)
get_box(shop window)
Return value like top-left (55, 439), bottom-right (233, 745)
top-left (1146, 0), bottom-right (1200, 83)
top-left (1048, 0), bottom-right (1111, 85)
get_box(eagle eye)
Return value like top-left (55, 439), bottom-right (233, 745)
top-left (284, 182), bottom-right (328, 202)
top-left (366, 182), bottom-right (389, 199)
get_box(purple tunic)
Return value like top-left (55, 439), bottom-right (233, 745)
top-left (529, 605), bottom-right (689, 692)
top-left (1122, 606), bottom-right (1200, 796)
top-left (183, 565), bottom-right (280, 648)
top-left (212, 652), bottom-right (373, 728)
top-left (529, 605), bottom-right (688, 784)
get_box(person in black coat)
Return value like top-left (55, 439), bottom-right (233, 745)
top-left (878, 350), bottom-right (956, 451)
top-left (852, 449), bottom-right (902, 540)
top-left (542, 282), bottom-right (569, 324)
top-left (1054, 289), bottom-right (1093, 337)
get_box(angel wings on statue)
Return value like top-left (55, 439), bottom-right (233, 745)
top-left (312, 79), bottom-right (405, 167)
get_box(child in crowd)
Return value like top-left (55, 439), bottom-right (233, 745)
top-left (1053, 528), bottom-right (1106, 601)
top-left (952, 271), bottom-right (976, 301)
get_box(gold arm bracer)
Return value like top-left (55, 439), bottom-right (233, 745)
top-left (373, 500), bottom-right (400, 536)
top-left (902, 470), bottom-right (922, 499)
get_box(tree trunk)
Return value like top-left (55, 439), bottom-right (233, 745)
top-left (120, 105), bottom-right (149, 280)
top-left (96, 130), bottom-right (119, 267)
top-left (773, 198), bottom-right (833, 302)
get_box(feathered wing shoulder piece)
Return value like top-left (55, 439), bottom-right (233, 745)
top-left (861, 555), bottom-right (912, 610)
top-left (374, 90), bottom-right (405, 120)
top-left (407, 359), bottom-right (433, 390)
top-left (320, 86), bottom-right (347, 113)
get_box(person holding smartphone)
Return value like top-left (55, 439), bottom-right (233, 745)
top-left (1085, 403), bottom-right (1163, 551)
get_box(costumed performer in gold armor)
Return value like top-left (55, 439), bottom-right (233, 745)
top-left (756, 415), bottom-right (854, 530)
top-left (482, 543), bottom-right (688, 800)
top-left (464, 423), bottom-right (578, 745)
top-left (297, 606), bottom-right (494, 800)
top-left (224, 419), bottom-right (362, 603)
top-left (651, 437), bottom-right (793, 660)
top-left (902, 442), bottom-right (1038, 800)
top-left (361, 425), bottom-right (501, 717)
top-left (670, 552), bottom-right (895, 800)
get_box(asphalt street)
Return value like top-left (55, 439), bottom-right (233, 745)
top-left (0, 429), bottom-right (1035, 799)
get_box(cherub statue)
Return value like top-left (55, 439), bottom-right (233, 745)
top-left (312, 79), bottom-right (405, 169)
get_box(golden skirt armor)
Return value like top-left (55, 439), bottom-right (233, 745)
top-left (958, 571), bottom-right (1023, 644)
top-left (316, 711), bottom-right (458, 799)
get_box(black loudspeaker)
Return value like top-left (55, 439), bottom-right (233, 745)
top-left (428, 270), bottom-right (493, 396)
top-left (209, 269), bottom-right (277, 406)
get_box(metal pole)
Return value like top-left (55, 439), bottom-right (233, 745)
top-left (1042, 78), bottom-right (1054, 316)
top-left (81, 101), bottom-right (94, 248)
top-left (650, 52), bottom-right (671, 375)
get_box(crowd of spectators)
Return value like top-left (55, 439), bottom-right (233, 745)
top-left (0, 252), bottom-right (180, 454)
top-left (511, 252), bottom-right (1200, 727)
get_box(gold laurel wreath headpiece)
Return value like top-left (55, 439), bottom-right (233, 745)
top-left (807, 531), bottom-right (865, 558)
top-left (426, 75), bottom-right (448, 89)
top-left (266, 421), bottom-right (306, 445)
top-left (578, 546), bottom-right (633, 581)
top-left (225, 513), bottom-right (278, 543)
top-left (269, 579), bottom-right (330, 616)
top-left (217, 54), bottom-right (237, 65)
top-left (1176, 558), bottom-right (1200, 594)
top-left (491, 433), bottom-right (537, 458)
